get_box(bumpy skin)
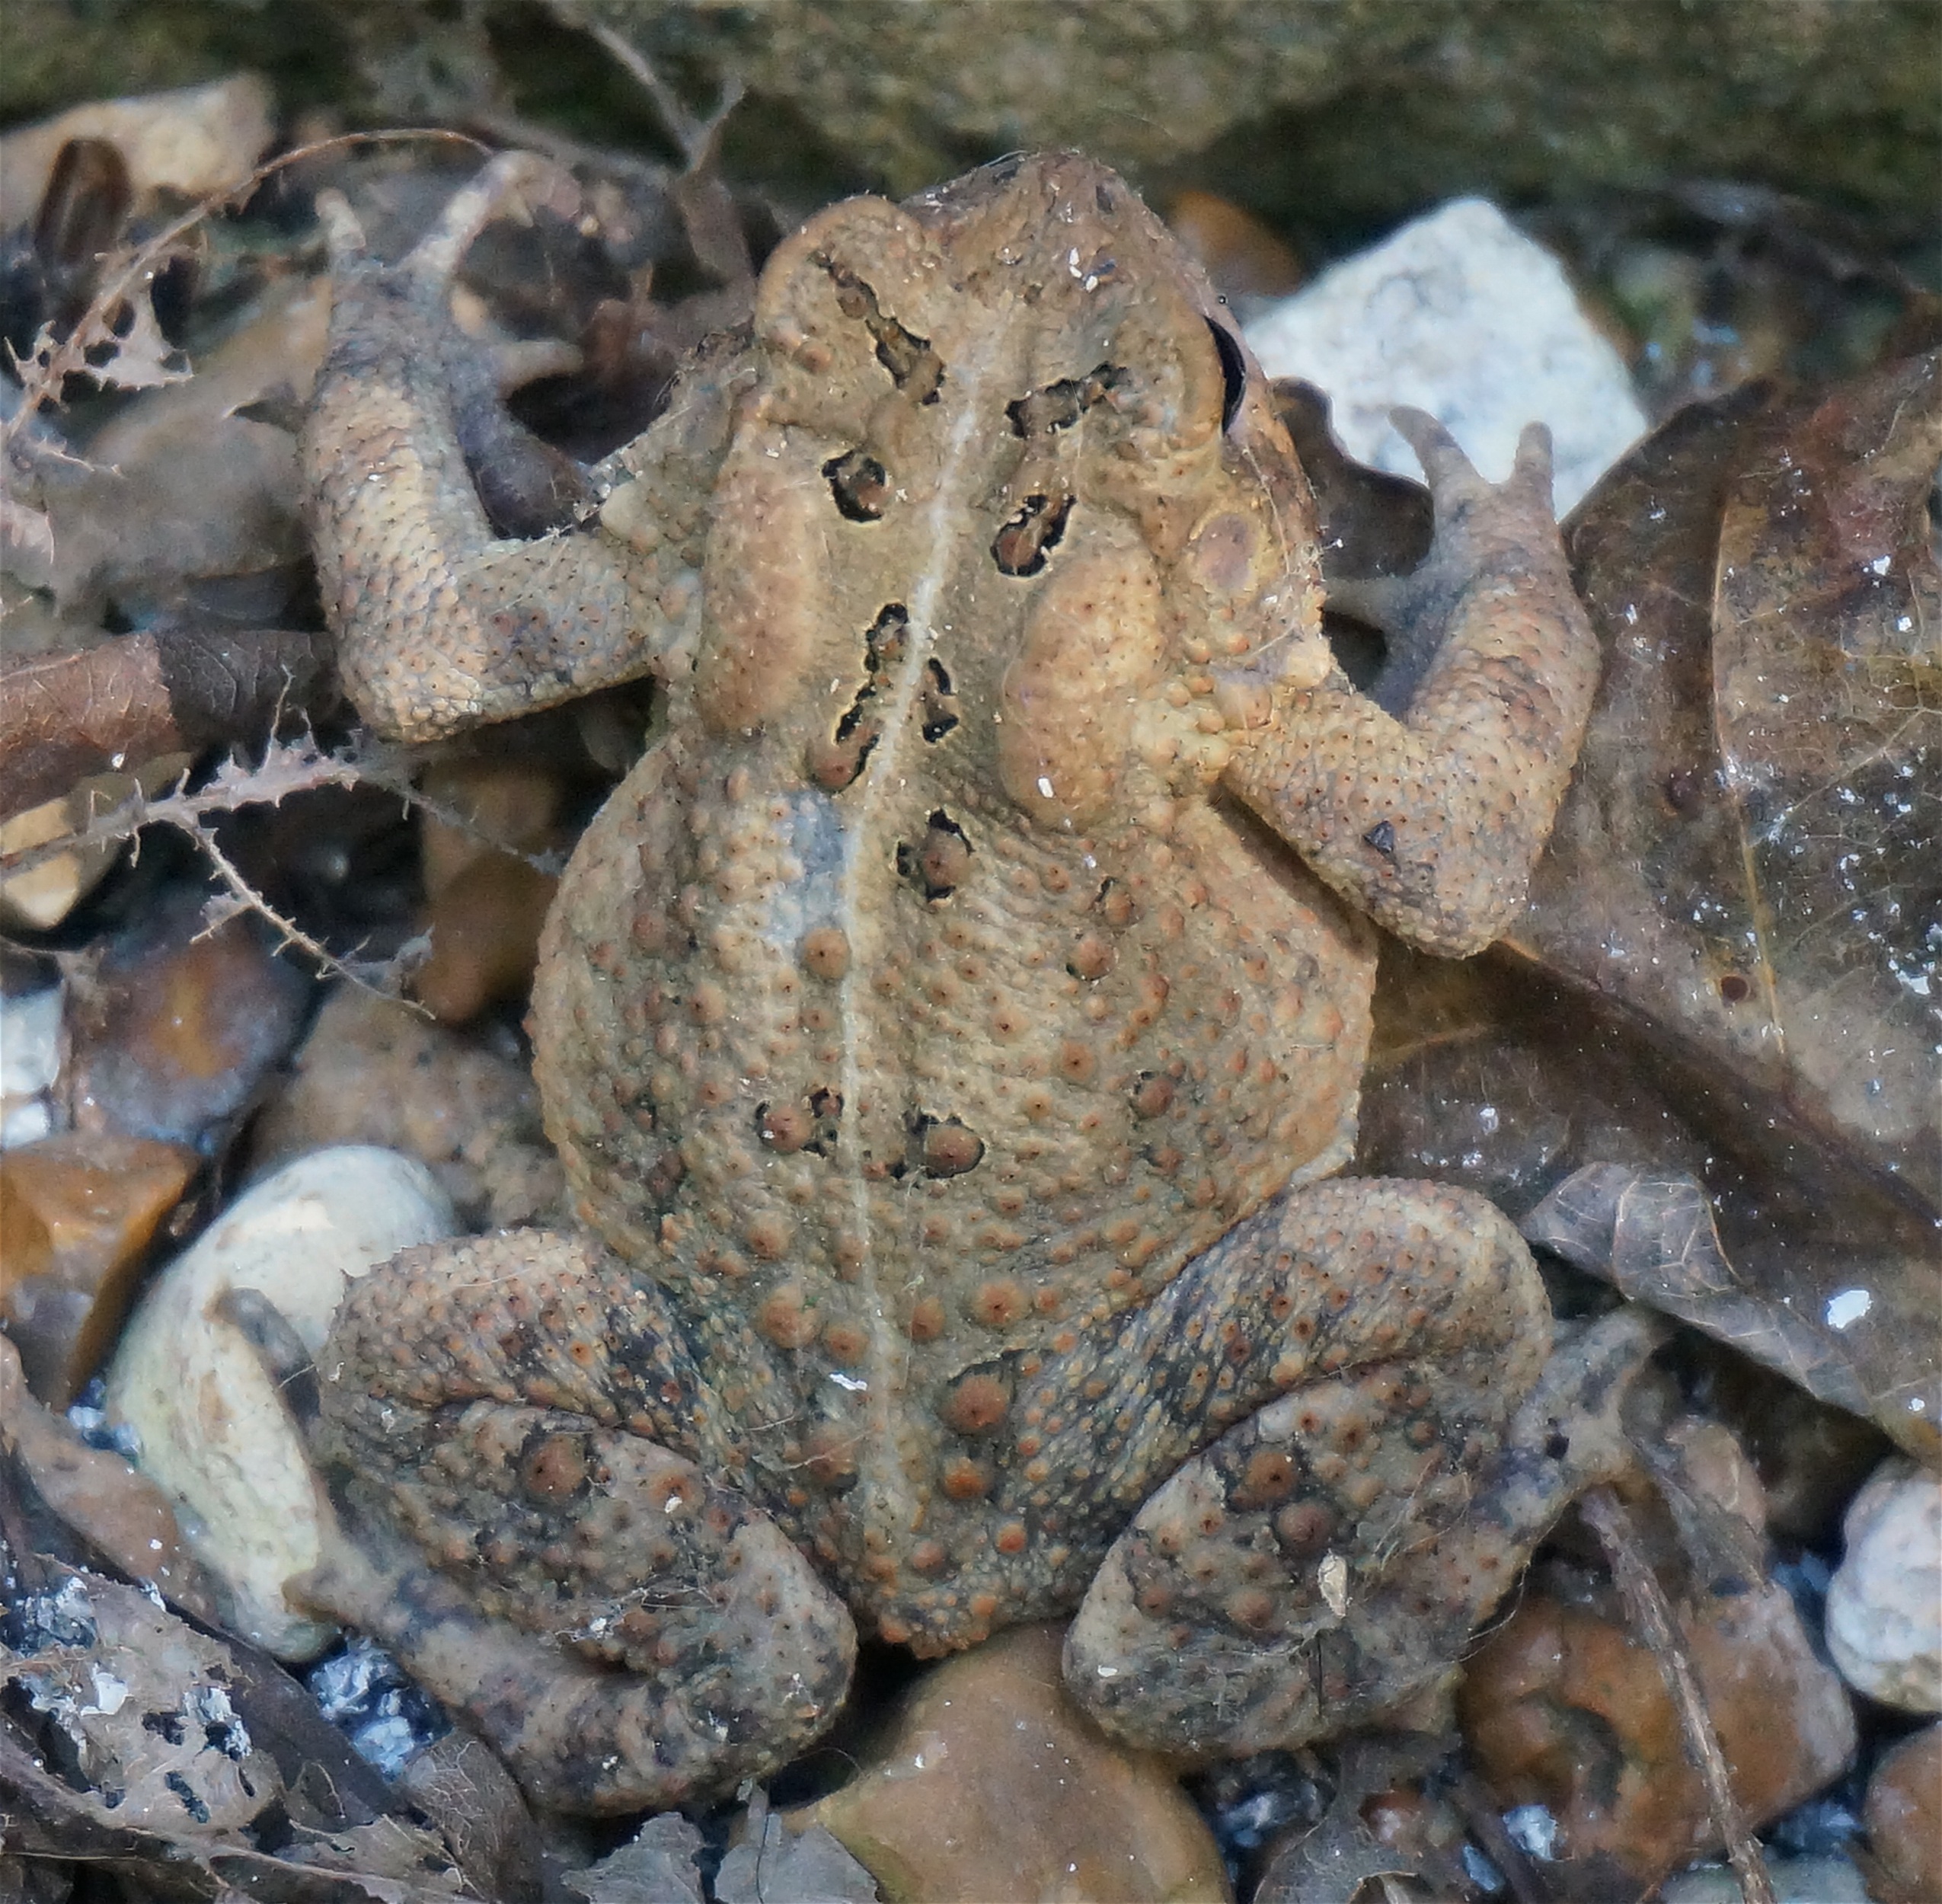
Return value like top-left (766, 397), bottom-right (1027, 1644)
top-left (302, 152), bottom-right (1627, 1813)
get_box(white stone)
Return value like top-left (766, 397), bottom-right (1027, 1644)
top-left (105, 1147), bottom-right (454, 1659)
top-left (2, 1097), bottom-right (53, 1148)
top-left (2, 982), bottom-right (64, 1148)
top-left (1244, 197), bottom-right (1645, 515)
top-left (1825, 1455), bottom-right (1942, 1713)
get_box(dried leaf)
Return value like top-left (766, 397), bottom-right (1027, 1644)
top-left (1359, 944), bottom-right (1941, 1461)
top-left (1525, 1164), bottom-right (1936, 1442)
top-left (1458, 356), bottom-right (1942, 1457)
top-left (1, 1567), bottom-right (283, 1837)
top-left (1, 490), bottom-right (57, 577)
top-left (564, 1813), bottom-right (708, 1904)
top-left (1252, 1738), bottom-right (1452, 1904)
top-left (714, 1800), bottom-right (880, 1904)
top-left (1518, 356), bottom-right (1940, 1198)
top-left (397, 1730), bottom-right (545, 1904)
top-left (74, 282), bottom-right (193, 391)
top-left (280, 1818), bottom-right (466, 1894)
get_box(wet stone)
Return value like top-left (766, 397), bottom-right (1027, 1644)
top-left (805, 1623), bottom-right (1231, 1902)
top-left (0, 1130), bottom-right (195, 1406)
top-left (1458, 1421), bottom-right (1858, 1897)
top-left (248, 984), bottom-right (562, 1231)
top-left (1861, 1721), bottom-right (1941, 1903)
top-left (1826, 1457), bottom-right (1942, 1714)
top-left (66, 897), bottom-right (308, 1153)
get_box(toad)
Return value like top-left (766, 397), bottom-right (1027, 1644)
top-left (299, 151), bottom-right (1647, 1813)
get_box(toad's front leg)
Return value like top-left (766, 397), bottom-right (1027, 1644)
top-left (1225, 411), bottom-right (1600, 957)
top-left (302, 153), bottom-right (733, 742)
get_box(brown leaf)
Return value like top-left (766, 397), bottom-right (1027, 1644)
top-left (1469, 355), bottom-right (1942, 1455)
top-left (0, 1567), bottom-right (283, 1837)
top-left (62, 281), bottom-right (193, 392)
top-left (1253, 1736), bottom-right (1455, 1904)
top-left (1519, 357), bottom-right (1941, 1197)
top-left (1360, 943), bottom-right (1942, 1462)
top-left (715, 1792), bottom-right (880, 1904)
top-left (396, 1732), bottom-right (545, 1904)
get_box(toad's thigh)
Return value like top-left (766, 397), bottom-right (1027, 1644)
top-left (1011, 1177), bottom-right (1555, 1551)
top-left (1030, 1180), bottom-right (1653, 1755)
top-left (305, 1230), bottom-right (853, 1813)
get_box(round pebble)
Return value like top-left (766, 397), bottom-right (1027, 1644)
top-left (807, 1623), bottom-right (1228, 1901)
top-left (105, 1147), bottom-right (455, 1658)
top-left (1825, 1456), bottom-right (1942, 1713)
top-left (1863, 1722), bottom-right (1940, 1901)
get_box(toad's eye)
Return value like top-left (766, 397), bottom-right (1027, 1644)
top-left (1206, 318), bottom-right (1246, 433)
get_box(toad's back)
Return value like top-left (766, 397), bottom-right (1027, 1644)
top-left (530, 154), bottom-right (1371, 1535)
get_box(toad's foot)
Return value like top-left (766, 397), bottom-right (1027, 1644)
top-left (302, 154), bottom-right (662, 742)
top-left (299, 1230), bottom-right (855, 1813)
top-left (1062, 1187), bottom-right (1659, 1756)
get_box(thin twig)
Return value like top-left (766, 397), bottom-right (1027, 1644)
top-left (0, 736), bottom-right (561, 883)
top-left (1579, 1484), bottom-right (1777, 1904)
top-left (580, 16), bottom-right (745, 169)
top-left (1452, 1768), bottom-right (1548, 1904)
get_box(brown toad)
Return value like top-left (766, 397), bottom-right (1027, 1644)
top-left (299, 151), bottom-right (1647, 1813)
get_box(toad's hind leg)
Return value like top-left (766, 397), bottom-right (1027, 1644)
top-left (299, 1230), bottom-right (854, 1813)
top-left (1057, 1181), bottom-right (1656, 1756)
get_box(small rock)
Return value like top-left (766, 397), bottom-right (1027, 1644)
top-left (105, 1147), bottom-right (455, 1658)
top-left (806, 1622), bottom-right (1230, 1902)
top-left (1826, 1457), bottom-right (1942, 1712)
top-left (0, 74), bottom-right (274, 228)
top-left (1, 979), bottom-right (62, 1147)
top-left (414, 852), bottom-right (558, 1026)
top-left (0, 1129), bottom-right (196, 1404)
top-left (1462, 1578), bottom-right (1857, 1893)
top-left (414, 756), bottom-right (566, 1024)
top-left (1166, 189), bottom-right (1304, 302)
top-left (0, 776), bottom-right (140, 931)
top-left (1656, 1852), bottom-right (1870, 1902)
top-left (1862, 1722), bottom-right (1941, 1903)
top-left (248, 985), bottom-right (562, 1230)
top-left (67, 896), bottom-right (309, 1153)
top-left (418, 757), bottom-right (565, 900)
top-left (0, 1335), bottom-right (220, 1621)
top-left (1460, 1420), bottom-right (1857, 1895)
top-left (309, 1635), bottom-right (451, 1780)
top-left (1244, 197), bottom-right (1645, 513)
